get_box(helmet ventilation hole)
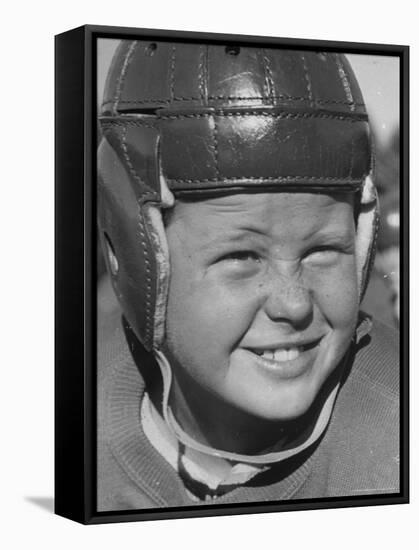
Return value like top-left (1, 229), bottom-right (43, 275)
top-left (146, 43), bottom-right (158, 56)
top-left (104, 232), bottom-right (119, 276)
top-left (225, 45), bottom-right (240, 56)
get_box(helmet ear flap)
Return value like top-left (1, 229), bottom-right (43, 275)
top-left (356, 175), bottom-right (380, 301)
top-left (98, 134), bottom-right (160, 351)
top-left (98, 122), bottom-right (174, 351)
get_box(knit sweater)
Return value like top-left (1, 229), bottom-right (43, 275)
top-left (97, 310), bottom-right (400, 511)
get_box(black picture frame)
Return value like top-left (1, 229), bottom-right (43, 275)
top-left (55, 24), bottom-right (409, 525)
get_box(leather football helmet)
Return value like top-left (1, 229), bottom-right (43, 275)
top-left (98, 40), bottom-right (378, 353)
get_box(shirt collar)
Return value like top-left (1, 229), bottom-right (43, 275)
top-left (141, 392), bottom-right (268, 500)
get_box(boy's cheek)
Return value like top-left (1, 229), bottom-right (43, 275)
top-left (166, 275), bottom-right (260, 367)
top-left (309, 260), bottom-right (359, 320)
top-left (181, 280), bottom-right (259, 337)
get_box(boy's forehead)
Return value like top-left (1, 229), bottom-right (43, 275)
top-left (169, 192), bottom-right (355, 233)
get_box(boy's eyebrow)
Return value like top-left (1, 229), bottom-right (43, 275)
top-left (309, 223), bottom-right (355, 241)
top-left (202, 226), bottom-right (269, 248)
top-left (234, 224), bottom-right (271, 237)
top-left (202, 235), bottom-right (251, 252)
top-left (199, 223), bottom-right (355, 252)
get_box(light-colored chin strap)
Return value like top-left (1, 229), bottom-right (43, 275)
top-left (146, 175), bottom-right (379, 465)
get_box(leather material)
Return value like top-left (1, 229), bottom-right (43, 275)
top-left (98, 135), bottom-right (161, 350)
top-left (102, 43), bottom-right (365, 115)
top-left (101, 42), bottom-right (371, 191)
top-left (101, 41), bottom-right (370, 192)
top-left (102, 111), bottom-right (369, 193)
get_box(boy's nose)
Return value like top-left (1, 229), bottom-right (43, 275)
top-left (262, 278), bottom-right (313, 329)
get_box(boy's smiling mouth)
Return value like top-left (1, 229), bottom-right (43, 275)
top-left (246, 337), bottom-right (322, 356)
top-left (241, 337), bottom-right (323, 379)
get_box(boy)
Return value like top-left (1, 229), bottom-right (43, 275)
top-left (97, 41), bottom-right (399, 510)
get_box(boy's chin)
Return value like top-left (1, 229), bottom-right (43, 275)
top-left (236, 393), bottom-right (318, 424)
top-left (228, 369), bottom-right (340, 427)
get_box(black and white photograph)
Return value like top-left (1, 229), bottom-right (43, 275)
top-left (90, 32), bottom-right (406, 517)
top-left (3, 0), bottom-right (418, 545)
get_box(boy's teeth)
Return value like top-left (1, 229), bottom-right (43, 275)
top-left (261, 348), bottom-right (300, 361)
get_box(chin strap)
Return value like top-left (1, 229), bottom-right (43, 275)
top-left (154, 347), bottom-right (344, 465)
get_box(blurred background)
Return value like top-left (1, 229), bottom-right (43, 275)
top-left (97, 40), bottom-right (400, 329)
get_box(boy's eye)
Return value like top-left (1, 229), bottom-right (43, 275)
top-left (303, 246), bottom-right (342, 265)
top-left (212, 250), bottom-right (262, 279)
top-left (220, 250), bottom-right (261, 263)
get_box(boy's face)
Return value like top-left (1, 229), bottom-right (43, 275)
top-left (164, 192), bottom-right (359, 426)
